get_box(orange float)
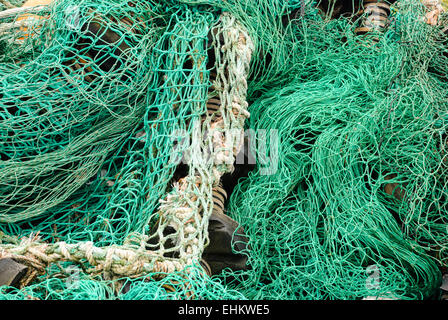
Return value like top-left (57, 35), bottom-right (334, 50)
top-left (16, 0), bottom-right (53, 41)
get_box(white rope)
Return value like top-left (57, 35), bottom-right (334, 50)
top-left (0, 5), bottom-right (49, 19)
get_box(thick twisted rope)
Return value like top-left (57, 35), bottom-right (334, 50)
top-left (0, 232), bottom-right (182, 278)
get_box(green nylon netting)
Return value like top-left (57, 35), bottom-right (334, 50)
top-left (219, 0), bottom-right (448, 299)
top-left (0, 0), bottom-right (448, 300)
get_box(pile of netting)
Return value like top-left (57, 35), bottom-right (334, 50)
top-left (0, 0), bottom-right (447, 300)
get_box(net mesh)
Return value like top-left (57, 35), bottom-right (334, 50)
top-left (0, 0), bottom-right (447, 300)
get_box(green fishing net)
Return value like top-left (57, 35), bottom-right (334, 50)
top-left (0, 0), bottom-right (447, 300)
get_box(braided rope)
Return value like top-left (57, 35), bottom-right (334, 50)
top-left (0, 232), bottom-right (183, 280)
top-left (0, 4), bottom-right (49, 19)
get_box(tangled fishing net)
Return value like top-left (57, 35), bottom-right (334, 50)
top-left (0, 0), bottom-right (447, 300)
